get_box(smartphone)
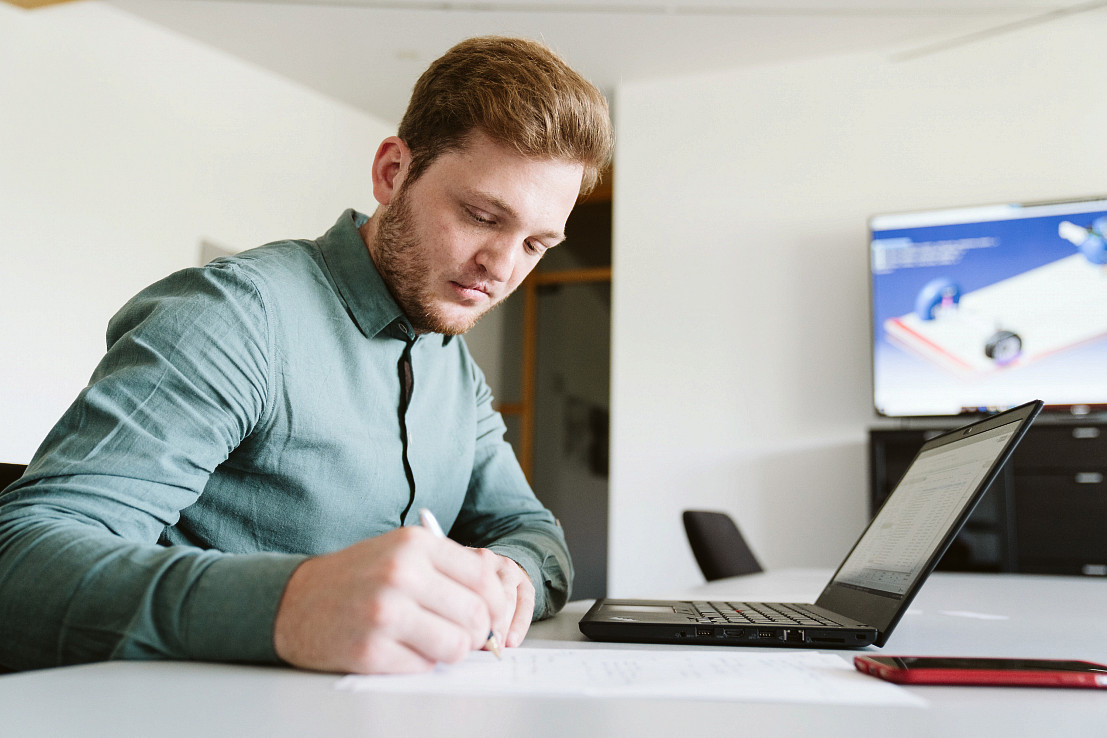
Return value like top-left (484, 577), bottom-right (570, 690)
top-left (854, 655), bottom-right (1107, 688)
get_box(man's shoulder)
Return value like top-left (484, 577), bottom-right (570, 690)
top-left (211, 238), bottom-right (322, 278)
top-left (116, 239), bottom-right (328, 326)
top-left (196, 238), bottom-right (332, 303)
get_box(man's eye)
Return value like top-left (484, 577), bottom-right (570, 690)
top-left (468, 209), bottom-right (495, 225)
top-left (525, 240), bottom-right (548, 256)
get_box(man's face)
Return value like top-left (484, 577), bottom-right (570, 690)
top-left (366, 132), bottom-right (584, 335)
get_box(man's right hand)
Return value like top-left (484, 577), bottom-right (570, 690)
top-left (272, 525), bottom-right (507, 674)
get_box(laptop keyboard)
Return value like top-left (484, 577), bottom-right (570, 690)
top-left (691, 601), bottom-right (844, 627)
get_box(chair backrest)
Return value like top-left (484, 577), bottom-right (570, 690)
top-left (682, 509), bottom-right (763, 581)
top-left (0, 463), bottom-right (27, 491)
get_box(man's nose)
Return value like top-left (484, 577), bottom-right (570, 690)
top-left (475, 236), bottom-right (517, 283)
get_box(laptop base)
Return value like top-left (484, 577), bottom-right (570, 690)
top-left (580, 598), bottom-right (878, 649)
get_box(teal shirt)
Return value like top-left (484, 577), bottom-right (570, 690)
top-left (0, 210), bottom-right (572, 671)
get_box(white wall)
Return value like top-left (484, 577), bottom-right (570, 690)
top-left (0, 2), bottom-right (393, 463)
top-left (6, 2), bottom-right (1105, 599)
top-left (610, 14), bottom-right (1107, 595)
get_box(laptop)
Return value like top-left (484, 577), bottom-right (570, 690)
top-left (580, 400), bottom-right (1043, 649)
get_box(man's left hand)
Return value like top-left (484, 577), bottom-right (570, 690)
top-left (478, 550), bottom-right (535, 648)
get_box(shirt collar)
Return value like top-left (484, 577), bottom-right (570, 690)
top-left (316, 209), bottom-right (453, 345)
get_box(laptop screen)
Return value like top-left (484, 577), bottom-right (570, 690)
top-left (831, 421), bottom-right (1019, 597)
top-left (814, 401), bottom-right (1039, 646)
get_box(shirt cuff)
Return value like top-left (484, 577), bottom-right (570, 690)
top-left (181, 552), bottom-right (308, 663)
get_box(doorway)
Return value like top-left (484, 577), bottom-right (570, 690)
top-left (483, 188), bottom-right (612, 600)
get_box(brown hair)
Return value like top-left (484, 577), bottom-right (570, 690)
top-left (397, 36), bottom-right (614, 197)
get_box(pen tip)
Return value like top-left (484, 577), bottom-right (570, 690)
top-left (487, 633), bottom-right (503, 660)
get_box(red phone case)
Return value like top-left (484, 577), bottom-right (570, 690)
top-left (854, 656), bottom-right (1107, 688)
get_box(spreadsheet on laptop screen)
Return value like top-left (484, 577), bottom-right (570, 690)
top-left (833, 422), bottom-right (1019, 596)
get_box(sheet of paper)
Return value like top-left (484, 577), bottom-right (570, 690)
top-left (335, 648), bottom-right (925, 706)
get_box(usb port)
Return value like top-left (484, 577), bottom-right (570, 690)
top-left (696, 628), bottom-right (713, 637)
top-left (757, 630), bottom-right (779, 640)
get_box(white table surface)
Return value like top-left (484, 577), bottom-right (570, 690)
top-left (2, 569), bottom-right (1104, 737)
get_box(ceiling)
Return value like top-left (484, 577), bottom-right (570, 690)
top-left (93, 0), bottom-right (1105, 123)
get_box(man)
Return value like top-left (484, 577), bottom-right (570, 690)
top-left (0, 36), bottom-right (614, 675)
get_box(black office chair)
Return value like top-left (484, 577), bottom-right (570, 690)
top-left (0, 463), bottom-right (26, 491)
top-left (682, 509), bottom-right (763, 581)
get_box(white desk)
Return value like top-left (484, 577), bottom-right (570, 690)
top-left (2, 570), bottom-right (1104, 737)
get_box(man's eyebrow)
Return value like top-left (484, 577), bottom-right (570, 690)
top-left (470, 190), bottom-right (567, 244)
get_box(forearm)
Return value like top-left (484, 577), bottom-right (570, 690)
top-left (0, 512), bottom-right (304, 671)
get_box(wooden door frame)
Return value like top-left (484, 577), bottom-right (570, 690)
top-left (498, 266), bottom-right (611, 479)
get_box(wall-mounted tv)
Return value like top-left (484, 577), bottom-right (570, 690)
top-left (870, 196), bottom-right (1107, 418)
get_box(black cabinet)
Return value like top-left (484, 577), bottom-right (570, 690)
top-left (1010, 425), bottom-right (1107, 575)
top-left (869, 421), bottom-right (1107, 576)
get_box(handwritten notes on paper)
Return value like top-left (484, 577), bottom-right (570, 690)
top-left (335, 648), bottom-right (924, 706)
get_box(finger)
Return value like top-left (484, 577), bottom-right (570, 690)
top-left (422, 540), bottom-right (508, 632)
top-left (390, 600), bottom-right (483, 665)
top-left (348, 635), bottom-right (437, 675)
top-left (491, 576), bottom-right (517, 644)
top-left (470, 548), bottom-right (511, 627)
top-left (423, 536), bottom-right (508, 615)
top-left (412, 584), bottom-right (494, 652)
top-left (407, 549), bottom-right (498, 649)
top-left (380, 530), bottom-right (509, 655)
top-left (350, 530), bottom-right (495, 656)
top-left (353, 541), bottom-right (494, 668)
top-left (505, 578), bottom-right (535, 648)
top-left (484, 552), bottom-right (532, 647)
top-left (486, 556), bottom-right (522, 641)
top-left (421, 530), bottom-right (491, 586)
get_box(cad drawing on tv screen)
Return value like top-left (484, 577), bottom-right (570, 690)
top-left (869, 196), bottom-right (1107, 418)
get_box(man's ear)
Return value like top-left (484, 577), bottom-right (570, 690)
top-left (371, 136), bottom-right (410, 206)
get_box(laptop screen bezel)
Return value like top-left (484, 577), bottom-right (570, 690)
top-left (814, 400), bottom-right (1042, 646)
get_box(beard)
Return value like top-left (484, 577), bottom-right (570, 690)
top-left (369, 185), bottom-right (493, 336)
